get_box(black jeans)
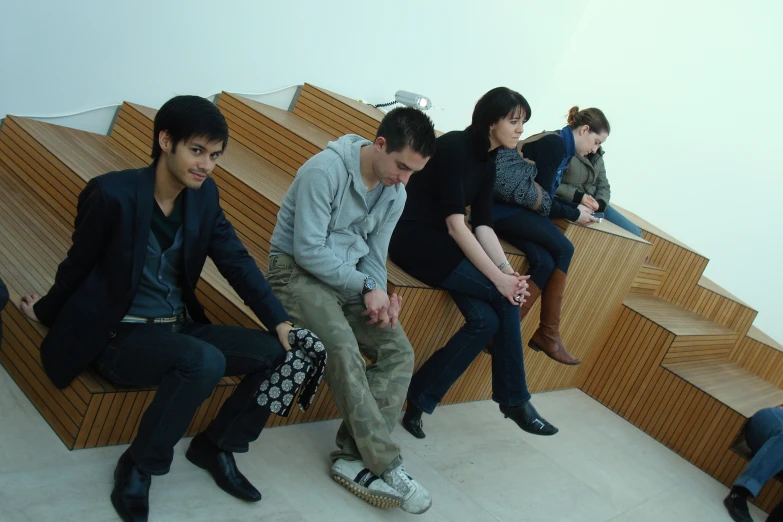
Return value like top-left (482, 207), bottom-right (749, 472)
top-left (494, 209), bottom-right (574, 289)
top-left (94, 318), bottom-right (286, 475)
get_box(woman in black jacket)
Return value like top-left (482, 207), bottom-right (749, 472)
top-left (389, 87), bottom-right (557, 439)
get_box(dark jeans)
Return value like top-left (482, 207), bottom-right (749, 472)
top-left (407, 258), bottom-right (531, 414)
top-left (494, 209), bottom-right (575, 289)
top-left (0, 277), bottom-right (8, 348)
top-left (603, 205), bottom-right (643, 237)
top-left (734, 407), bottom-right (783, 497)
top-left (94, 318), bottom-right (286, 475)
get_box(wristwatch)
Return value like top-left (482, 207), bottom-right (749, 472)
top-left (362, 276), bottom-right (377, 295)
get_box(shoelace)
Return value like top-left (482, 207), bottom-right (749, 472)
top-left (389, 467), bottom-right (414, 496)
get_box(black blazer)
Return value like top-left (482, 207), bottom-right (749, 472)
top-left (34, 166), bottom-right (290, 389)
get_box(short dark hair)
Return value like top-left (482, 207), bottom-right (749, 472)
top-left (151, 95), bottom-right (229, 163)
top-left (468, 87), bottom-right (531, 140)
top-left (375, 107), bottom-right (436, 158)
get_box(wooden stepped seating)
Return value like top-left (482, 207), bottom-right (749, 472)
top-left (615, 205), bottom-right (756, 359)
top-left (290, 83), bottom-right (384, 141)
top-left (625, 293), bottom-right (738, 363)
top-left (214, 93), bottom-right (654, 397)
top-left (109, 93), bottom-right (652, 401)
top-left (583, 291), bottom-right (783, 511)
top-left (662, 360), bottom-right (783, 418)
top-left (217, 93), bottom-right (331, 180)
top-left (107, 98), bottom-right (517, 406)
top-left (0, 164), bottom-right (242, 449)
top-left (1, 84), bottom-right (781, 509)
top-left (612, 204), bottom-right (708, 305)
top-left (732, 326), bottom-right (783, 389)
top-left (684, 275), bottom-right (757, 337)
top-left (0, 117), bottom-right (284, 447)
top-left (630, 263), bottom-right (665, 295)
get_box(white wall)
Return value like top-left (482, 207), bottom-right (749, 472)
top-left (1, 0), bottom-right (780, 341)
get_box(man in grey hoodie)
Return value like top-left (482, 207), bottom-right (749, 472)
top-left (267, 107), bottom-right (436, 514)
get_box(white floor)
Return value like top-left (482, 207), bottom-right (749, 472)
top-left (0, 365), bottom-right (769, 522)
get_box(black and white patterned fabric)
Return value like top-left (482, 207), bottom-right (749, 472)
top-left (256, 327), bottom-right (327, 417)
top-left (494, 147), bottom-right (552, 216)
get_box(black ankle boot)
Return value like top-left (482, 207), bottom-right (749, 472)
top-left (723, 486), bottom-right (753, 522)
top-left (402, 403), bottom-right (426, 439)
top-left (111, 450), bottom-right (150, 522)
top-left (499, 401), bottom-right (559, 436)
top-left (186, 433), bottom-right (262, 502)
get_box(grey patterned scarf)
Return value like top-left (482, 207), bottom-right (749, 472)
top-left (256, 327), bottom-right (327, 417)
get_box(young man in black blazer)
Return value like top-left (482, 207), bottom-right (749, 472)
top-left (20, 96), bottom-right (293, 522)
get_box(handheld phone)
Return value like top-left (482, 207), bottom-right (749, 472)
top-left (591, 212), bottom-right (604, 223)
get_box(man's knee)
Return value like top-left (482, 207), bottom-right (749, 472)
top-left (183, 342), bottom-right (226, 385)
top-left (382, 328), bottom-right (415, 373)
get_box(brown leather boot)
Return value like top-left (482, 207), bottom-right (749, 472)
top-left (484, 281), bottom-right (542, 354)
top-left (529, 269), bottom-right (581, 365)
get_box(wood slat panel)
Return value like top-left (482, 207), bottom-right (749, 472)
top-left (583, 303), bottom-right (783, 513)
top-left (630, 263), bottom-right (665, 294)
top-left (291, 83), bottom-right (382, 140)
top-left (0, 119), bottom-right (263, 448)
top-left (4, 86), bottom-right (783, 515)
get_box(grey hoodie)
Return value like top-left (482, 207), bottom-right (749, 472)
top-left (270, 135), bottom-right (406, 294)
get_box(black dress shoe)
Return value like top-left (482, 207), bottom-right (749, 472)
top-left (499, 401), bottom-right (559, 436)
top-left (111, 451), bottom-right (150, 522)
top-left (723, 488), bottom-right (753, 522)
top-left (186, 433), bottom-right (262, 502)
top-left (402, 404), bottom-right (426, 439)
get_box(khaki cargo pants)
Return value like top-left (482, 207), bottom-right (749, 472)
top-left (267, 254), bottom-right (414, 476)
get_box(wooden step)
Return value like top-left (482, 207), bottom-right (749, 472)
top-left (624, 293), bottom-right (738, 363)
top-left (611, 204), bottom-right (708, 304)
top-left (583, 292), bottom-right (783, 513)
top-left (748, 325), bottom-right (783, 352)
top-left (630, 263), bottom-right (665, 295)
top-left (217, 93), bottom-right (333, 179)
top-left (291, 83), bottom-right (383, 141)
top-left (613, 203), bottom-right (756, 338)
top-left (0, 165), bottom-right (240, 449)
top-left (662, 359), bottom-right (783, 418)
top-left (676, 275), bottom-right (757, 337)
top-left (732, 326), bottom-right (783, 390)
top-left (624, 293), bottom-right (738, 337)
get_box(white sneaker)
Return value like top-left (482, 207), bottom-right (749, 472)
top-left (382, 464), bottom-right (432, 514)
top-left (330, 458), bottom-right (402, 509)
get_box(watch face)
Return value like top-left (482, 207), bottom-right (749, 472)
top-left (366, 277), bottom-right (376, 291)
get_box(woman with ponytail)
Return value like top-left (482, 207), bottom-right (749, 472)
top-left (490, 106), bottom-right (611, 366)
top-left (558, 110), bottom-right (642, 236)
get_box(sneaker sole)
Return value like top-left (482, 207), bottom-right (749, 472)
top-left (331, 473), bottom-right (402, 509)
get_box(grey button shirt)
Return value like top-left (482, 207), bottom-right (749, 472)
top-left (126, 225), bottom-right (186, 318)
